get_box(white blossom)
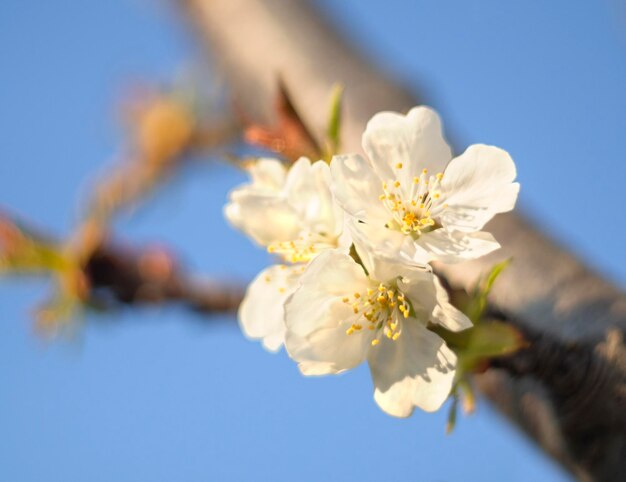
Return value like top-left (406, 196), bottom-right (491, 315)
top-left (284, 250), bottom-right (471, 417)
top-left (237, 263), bottom-right (304, 352)
top-left (225, 157), bottom-right (348, 350)
top-left (225, 105), bottom-right (520, 417)
top-left (331, 106), bottom-right (519, 266)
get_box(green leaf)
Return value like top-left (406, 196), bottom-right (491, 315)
top-left (459, 321), bottom-right (526, 372)
top-left (324, 83), bottom-right (344, 160)
top-left (464, 258), bottom-right (510, 324)
top-left (445, 392), bottom-right (459, 435)
top-left (433, 258), bottom-right (525, 376)
top-left (438, 259), bottom-right (524, 432)
top-left (484, 258), bottom-right (509, 295)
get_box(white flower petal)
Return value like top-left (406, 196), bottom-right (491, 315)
top-left (297, 360), bottom-right (337, 376)
top-left (397, 271), bottom-right (438, 319)
top-left (348, 218), bottom-right (430, 281)
top-left (398, 272), bottom-right (471, 333)
top-left (284, 251), bottom-right (373, 374)
top-left (226, 157), bottom-right (348, 252)
top-left (285, 158), bottom-right (344, 239)
top-left (239, 264), bottom-right (303, 352)
top-left (368, 320), bottom-right (457, 416)
top-left (362, 106), bottom-right (452, 184)
top-left (416, 230), bottom-right (501, 264)
top-left (440, 144), bottom-right (519, 232)
top-left (330, 154), bottom-right (389, 223)
top-left (432, 277), bottom-right (472, 332)
top-left (224, 193), bottom-right (301, 246)
top-left (224, 158), bottom-right (301, 245)
top-left (247, 158), bottom-right (287, 190)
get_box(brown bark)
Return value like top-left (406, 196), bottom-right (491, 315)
top-left (178, 1), bottom-right (626, 480)
top-left (84, 242), bottom-right (243, 315)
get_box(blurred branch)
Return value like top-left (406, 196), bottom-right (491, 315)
top-left (67, 87), bottom-right (244, 316)
top-left (179, 0), bottom-right (626, 480)
top-left (1, 85), bottom-right (244, 331)
top-left (70, 89), bottom-right (240, 266)
top-left (1, 213), bottom-right (243, 327)
top-left (84, 241), bottom-right (244, 314)
top-left (1, 75), bottom-right (331, 327)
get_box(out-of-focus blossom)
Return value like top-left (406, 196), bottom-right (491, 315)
top-left (225, 157), bottom-right (348, 350)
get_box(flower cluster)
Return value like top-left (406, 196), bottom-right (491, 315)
top-left (225, 106), bottom-right (519, 417)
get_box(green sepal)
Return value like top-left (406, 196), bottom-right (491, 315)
top-left (323, 83), bottom-right (344, 161)
top-left (446, 392), bottom-right (459, 435)
top-left (464, 258), bottom-right (510, 324)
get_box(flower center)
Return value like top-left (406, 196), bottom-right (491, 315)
top-left (267, 232), bottom-right (337, 264)
top-left (379, 167), bottom-right (447, 236)
top-left (342, 282), bottom-right (410, 345)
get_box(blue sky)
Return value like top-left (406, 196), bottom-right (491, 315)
top-left (2, 0), bottom-right (624, 480)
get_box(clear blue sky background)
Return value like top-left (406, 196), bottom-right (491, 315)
top-left (1, 1), bottom-right (624, 481)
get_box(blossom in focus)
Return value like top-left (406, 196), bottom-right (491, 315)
top-left (225, 157), bottom-right (348, 351)
top-left (284, 250), bottom-right (471, 417)
top-left (237, 263), bottom-right (304, 352)
top-left (331, 106), bottom-right (519, 266)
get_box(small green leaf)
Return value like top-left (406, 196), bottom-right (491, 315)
top-left (484, 258), bottom-right (510, 295)
top-left (459, 321), bottom-right (526, 372)
top-left (324, 83), bottom-right (344, 161)
top-left (446, 392), bottom-right (459, 435)
top-left (434, 258), bottom-right (525, 378)
top-left (464, 258), bottom-right (510, 324)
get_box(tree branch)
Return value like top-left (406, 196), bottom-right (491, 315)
top-left (85, 242), bottom-right (243, 315)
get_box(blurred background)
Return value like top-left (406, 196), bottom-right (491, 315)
top-left (1, 0), bottom-right (625, 480)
